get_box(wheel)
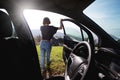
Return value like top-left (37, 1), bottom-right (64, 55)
top-left (65, 41), bottom-right (92, 80)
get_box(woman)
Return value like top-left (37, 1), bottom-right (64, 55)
top-left (40, 17), bottom-right (63, 78)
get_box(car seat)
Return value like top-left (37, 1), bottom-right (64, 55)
top-left (0, 10), bottom-right (20, 80)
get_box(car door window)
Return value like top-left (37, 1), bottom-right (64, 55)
top-left (63, 20), bottom-right (89, 42)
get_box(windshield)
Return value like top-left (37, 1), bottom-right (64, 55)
top-left (84, 0), bottom-right (120, 42)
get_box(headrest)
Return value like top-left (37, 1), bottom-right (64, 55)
top-left (0, 11), bottom-right (12, 39)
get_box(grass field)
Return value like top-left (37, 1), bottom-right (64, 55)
top-left (36, 45), bottom-right (65, 75)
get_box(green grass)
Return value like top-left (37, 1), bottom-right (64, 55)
top-left (36, 45), bottom-right (65, 75)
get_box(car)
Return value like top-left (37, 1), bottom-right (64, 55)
top-left (0, 0), bottom-right (120, 80)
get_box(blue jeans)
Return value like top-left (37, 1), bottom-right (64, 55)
top-left (40, 40), bottom-right (52, 71)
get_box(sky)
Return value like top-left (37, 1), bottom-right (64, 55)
top-left (23, 10), bottom-right (68, 30)
top-left (83, 0), bottom-right (120, 29)
top-left (83, 0), bottom-right (120, 39)
top-left (23, 0), bottom-right (120, 38)
top-left (24, 0), bottom-right (120, 30)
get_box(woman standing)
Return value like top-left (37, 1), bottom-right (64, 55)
top-left (40, 17), bottom-right (63, 79)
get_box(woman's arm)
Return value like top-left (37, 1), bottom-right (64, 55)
top-left (58, 19), bottom-right (63, 30)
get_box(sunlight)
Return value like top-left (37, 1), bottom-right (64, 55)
top-left (23, 9), bottom-right (68, 30)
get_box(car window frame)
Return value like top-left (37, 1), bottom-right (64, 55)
top-left (62, 19), bottom-right (95, 50)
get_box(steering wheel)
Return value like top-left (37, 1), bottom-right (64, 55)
top-left (65, 41), bottom-right (92, 80)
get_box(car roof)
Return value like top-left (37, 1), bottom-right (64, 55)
top-left (0, 0), bottom-right (95, 14)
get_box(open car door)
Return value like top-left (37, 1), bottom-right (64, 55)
top-left (61, 19), bottom-right (94, 63)
top-left (61, 19), bottom-right (97, 80)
